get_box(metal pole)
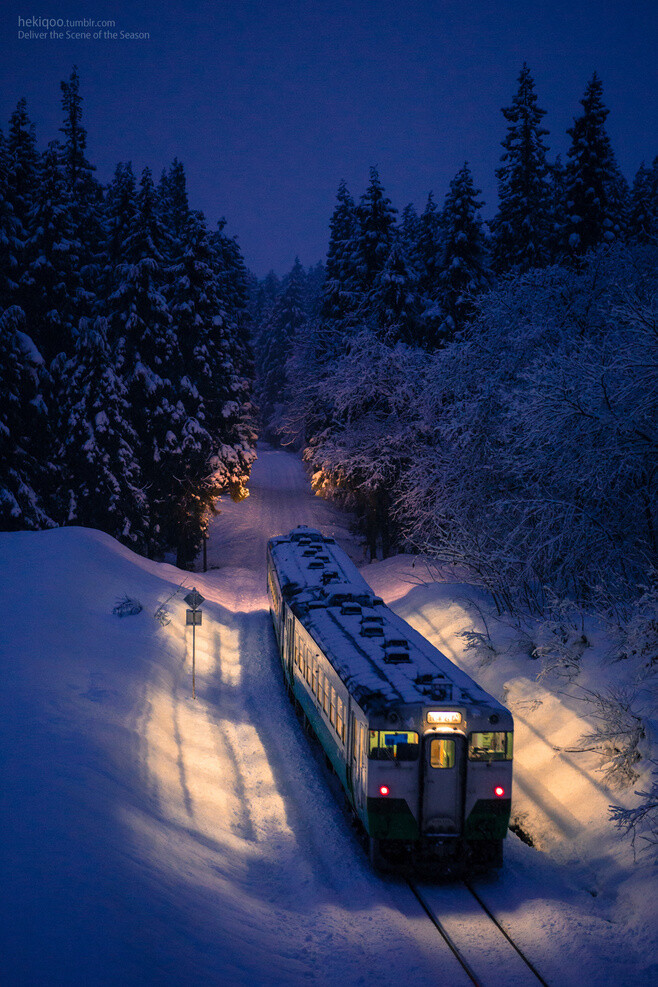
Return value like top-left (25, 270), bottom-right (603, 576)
top-left (192, 614), bottom-right (196, 699)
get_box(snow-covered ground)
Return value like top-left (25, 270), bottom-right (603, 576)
top-left (1, 448), bottom-right (656, 985)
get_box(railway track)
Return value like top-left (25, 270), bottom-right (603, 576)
top-left (408, 879), bottom-right (550, 987)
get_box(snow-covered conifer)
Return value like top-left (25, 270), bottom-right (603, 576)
top-left (107, 166), bottom-right (183, 556)
top-left (546, 155), bottom-right (567, 261)
top-left (492, 64), bottom-right (551, 273)
top-left (629, 159), bottom-right (658, 243)
top-left (0, 128), bottom-right (17, 309)
top-left (0, 306), bottom-right (52, 530)
top-left (158, 158), bottom-right (189, 246)
top-left (416, 191), bottom-right (445, 346)
top-left (166, 210), bottom-right (255, 564)
top-left (104, 162), bottom-right (137, 265)
top-left (563, 74), bottom-right (629, 255)
top-left (321, 180), bottom-right (361, 321)
top-left (399, 203), bottom-right (421, 271)
top-left (5, 99), bottom-right (39, 309)
top-left (256, 258), bottom-right (307, 439)
top-left (56, 317), bottom-right (148, 550)
top-left (368, 239), bottom-right (420, 344)
top-left (354, 167), bottom-right (397, 290)
top-left (58, 67), bottom-right (103, 299)
top-left (211, 218), bottom-right (254, 379)
top-left (22, 141), bottom-right (83, 364)
top-left (437, 162), bottom-right (488, 339)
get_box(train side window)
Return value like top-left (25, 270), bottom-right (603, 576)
top-left (329, 686), bottom-right (336, 727)
top-left (468, 732), bottom-right (513, 761)
top-left (336, 696), bottom-right (345, 742)
top-left (323, 676), bottom-right (330, 714)
top-left (429, 738), bottom-right (455, 768)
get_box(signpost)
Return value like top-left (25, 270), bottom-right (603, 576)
top-left (184, 588), bottom-right (205, 699)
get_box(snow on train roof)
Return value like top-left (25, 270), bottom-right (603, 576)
top-left (268, 528), bottom-right (505, 713)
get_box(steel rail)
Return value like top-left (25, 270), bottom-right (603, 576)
top-left (463, 881), bottom-right (550, 987)
top-left (406, 881), bottom-right (482, 986)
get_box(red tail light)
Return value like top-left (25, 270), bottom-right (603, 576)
top-left (379, 785), bottom-right (390, 796)
top-left (494, 785), bottom-right (505, 797)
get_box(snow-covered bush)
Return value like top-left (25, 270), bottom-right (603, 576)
top-left (302, 330), bottom-right (430, 558)
top-left (610, 763), bottom-right (658, 857)
top-left (532, 597), bottom-right (589, 681)
top-left (616, 585), bottom-right (658, 667)
top-left (112, 594), bottom-right (143, 617)
top-left (569, 686), bottom-right (646, 785)
top-left (399, 245), bottom-right (658, 613)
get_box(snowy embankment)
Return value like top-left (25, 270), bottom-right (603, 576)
top-left (0, 448), bottom-right (656, 985)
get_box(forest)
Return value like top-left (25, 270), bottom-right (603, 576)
top-left (1, 63), bottom-right (657, 617)
top-left (0, 68), bottom-right (256, 567)
top-left (253, 66), bottom-right (658, 626)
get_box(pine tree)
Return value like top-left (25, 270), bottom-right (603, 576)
top-left (5, 99), bottom-right (39, 310)
top-left (417, 192), bottom-right (442, 288)
top-left (437, 163), bottom-right (488, 339)
top-left (0, 130), bottom-right (14, 308)
top-left (0, 307), bottom-right (52, 531)
top-left (103, 162), bottom-right (138, 272)
top-left (368, 240), bottom-right (420, 344)
top-left (321, 180), bottom-right (361, 320)
top-left (169, 210), bottom-right (255, 563)
top-left (492, 63), bottom-right (551, 273)
top-left (0, 130), bottom-right (18, 310)
top-left (108, 166), bottom-right (183, 556)
top-left (304, 261), bottom-right (326, 319)
top-left (21, 141), bottom-right (83, 364)
top-left (629, 158), bottom-right (658, 243)
top-left (546, 155), bottom-right (567, 261)
top-left (158, 158), bottom-right (189, 247)
top-left (250, 270), bottom-right (280, 323)
top-left (256, 258), bottom-right (307, 437)
top-left (57, 317), bottom-right (148, 550)
top-left (354, 167), bottom-right (397, 290)
top-left (563, 74), bottom-right (629, 255)
top-left (211, 218), bottom-right (253, 379)
top-left (58, 67), bottom-right (103, 301)
top-left (415, 191), bottom-right (445, 346)
top-left (399, 203), bottom-right (421, 270)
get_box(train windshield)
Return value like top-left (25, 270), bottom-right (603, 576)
top-left (369, 730), bottom-right (419, 761)
top-left (468, 731), bottom-right (513, 761)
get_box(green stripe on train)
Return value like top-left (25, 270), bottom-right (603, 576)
top-left (463, 799), bottom-right (511, 840)
top-left (366, 797), bottom-right (419, 840)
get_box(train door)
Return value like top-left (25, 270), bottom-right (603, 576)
top-left (351, 718), bottom-right (366, 812)
top-left (421, 734), bottom-right (465, 835)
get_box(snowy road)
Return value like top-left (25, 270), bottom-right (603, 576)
top-left (0, 448), bottom-right (655, 985)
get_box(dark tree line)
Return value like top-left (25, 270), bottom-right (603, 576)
top-left (0, 68), bottom-right (255, 567)
top-left (252, 67), bottom-right (658, 568)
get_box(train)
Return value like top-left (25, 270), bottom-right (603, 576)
top-left (267, 526), bottom-right (514, 872)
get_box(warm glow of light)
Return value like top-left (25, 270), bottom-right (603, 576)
top-left (494, 785), bottom-right (505, 797)
top-left (379, 785), bottom-right (390, 796)
top-left (427, 710), bottom-right (462, 725)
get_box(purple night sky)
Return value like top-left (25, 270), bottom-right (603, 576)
top-left (2, 0), bottom-right (657, 275)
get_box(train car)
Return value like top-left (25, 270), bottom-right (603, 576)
top-left (267, 526), bottom-right (513, 872)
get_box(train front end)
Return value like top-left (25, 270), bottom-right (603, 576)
top-left (364, 702), bottom-right (513, 871)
